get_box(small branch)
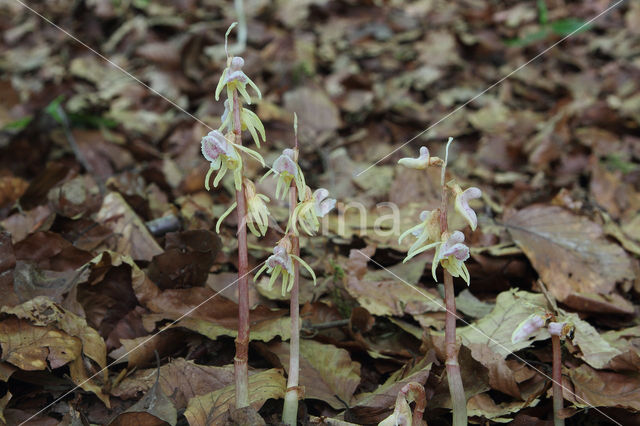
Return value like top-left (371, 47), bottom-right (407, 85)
top-left (551, 335), bottom-right (565, 426)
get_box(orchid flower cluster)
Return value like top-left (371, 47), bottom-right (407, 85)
top-left (201, 49), bottom-right (272, 237)
top-left (398, 139), bottom-right (482, 285)
top-left (255, 144), bottom-right (336, 295)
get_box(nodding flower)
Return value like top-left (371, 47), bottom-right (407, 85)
top-left (451, 183), bottom-right (482, 231)
top-left (216, 178), bottom-right (271, 237)
top-left (399, 209), bottom-right (441, 262)
top-left (288, 186), bottom-right (336, 236)
top-left (254, 237), bottom-right (316, 295)
top-left (398, 146), bottom-right (444, 170)
top-left (219, 98), bottom-right (266, 148)
top-left (215, 56), bottom-right (262, 106)
top-left (262, 149), bottom-right (306, 200)
top-left (201, 130), bottom-right (264, 191)
top-left (511, 313), bottom-right (548, 344)
top-left (433, 231), bottom-right (471, 285)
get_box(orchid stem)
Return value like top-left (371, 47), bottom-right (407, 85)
top-left (440, 161), bottom-right (467, 426)
top-left (552, 335), bottom-right (565, 426)
top-left (232, 88), bottom-right (250, 409)
top-left (282, 132), bottom-right (301, 425)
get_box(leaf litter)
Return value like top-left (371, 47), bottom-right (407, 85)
top-left (0, 0), bottom-right (639, 424)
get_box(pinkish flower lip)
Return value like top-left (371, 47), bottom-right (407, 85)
top-left (313, 188), bottom-right (336, 217)
top-left (273, 153), bottom-right (297, 176)
top-left (201, 130), bottom-right (229, 162)
top-left (440, 231), bottom-right (469, 261)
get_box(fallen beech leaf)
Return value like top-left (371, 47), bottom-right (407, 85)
top-left (459, 290), bottom-right (549, 354)
top-left (567, 364), bottom-right (640, 411)
top-left (0, 175), bottom-right (28, 208)
top-left (504, 205), bottom-right (634, 303)
top-left (269, 340), bottom-right (361, 409)
top-left (347, 246), bottom-right (444, 317)
top-left (564, 313), bottom-right (621, 369)
top-left (183, 368), bottom-right (285, 426)
top-left (467, 392), bottom-right (539, 422)
top-left (95, 192), bottom-right (163, 261)
top-left (0, 205), bottom-right (53, 244)
top-left (109, 364), bottom-right (177, 426)
top-left (112, 358), bottom-right (234, 409)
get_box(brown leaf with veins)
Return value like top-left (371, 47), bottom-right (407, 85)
top-left (184, 369), bottom-right (285, 426)
top-left (504, 205), bottom-right (635, 304)
top-left (567, 364), bottom-right (640, 411)
top-left (95, 192), bottom-right (163, 261)
top-left (112, 358), bottom-right (234, 410)
top-left (269, 340), bottom-right (361, 409)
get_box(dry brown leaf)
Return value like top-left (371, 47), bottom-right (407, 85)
top-left (95, 192), bottom-right (163, 261)
top-left (183, 368), bottom-right (285, 426)
top-left (269, 340), bottom-right (361, 409)
top-left (112, 358), bottom-right (234, 410)
top-left (504, 205), bottom-right (635, 304)
top-left (347, 246), bottom-right (444, 318)
top-left (567, 364), bottom-right (640, 411)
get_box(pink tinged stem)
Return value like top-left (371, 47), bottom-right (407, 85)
top-left (440, 183), bottom-right (467, 426)
top-left (232, 89), bottom-right (250, 409)
top-left (552, 335), bottom-right (565, 426)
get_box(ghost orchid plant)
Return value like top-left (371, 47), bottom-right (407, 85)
top-left (397, 138), bottom-right (482, 426)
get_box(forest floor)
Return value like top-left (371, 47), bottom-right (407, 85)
top-left (0, 0), bottom-right (639, 425)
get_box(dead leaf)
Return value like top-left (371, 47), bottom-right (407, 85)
top-left (112, 358), bottom-right (234, 409)
top-left (504, 205), bottom-right (635, 303)
top-left (567, 364), bottom-right (640, 411)
top-left (347, 246), bottom-right (444, 317)
top-left (95, 192), bottom-right (163, 261)
top-left (183, 368), bottom-right (285, 426)
top-left (269, 340), bottom-right (361, 409)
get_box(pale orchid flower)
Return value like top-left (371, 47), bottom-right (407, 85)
top-left (262, 149), bottom-right (306, 200)
top-left (432, 231), bottom-right (471, 284)
top-left (254, 237), bottom-right (316, 295)
top-left (398, 209), bottom-right (441, 262)
top-left (215, 56), bottom-right (262, 106)
top-left (216, 179), bottom-right (271, 237)
top-left (511, 313), bottom-right (547, 344)
top-left (201, 130), bottom-right (264, 191)
top-left (289, 186), bottom-right (336, 236)
top-left (219, 98), bottom-right (266, 148)
top-left (398, 146), bottom-right (443, 169)
top-left (452, 184), bottom-right (482, 231)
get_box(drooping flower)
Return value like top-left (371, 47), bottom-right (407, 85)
top-left (201, 130), bottom-right (265, 191)
top-left (289, 186), bottom-right (336, 236)
top-left (215, 178), bottom-right (271, 237)
top-left (254, 237), bottom-right (316, 295)
top-left (511, 313), bottom-right (547, 344)
top-left (215, 56), bottom-right (262, 106)
top-left (432, 231), bottom-right (471, 284)
top-left (398, 146), bottom-right (444, 170)
top-left (451, 184), bottom-right (482, 231)
top-left (219, 99), bottom-right (266, 148)
top-left (262, 149), bottom-right (306, 200)
top-left (399, 209), bottom-right (441, 262)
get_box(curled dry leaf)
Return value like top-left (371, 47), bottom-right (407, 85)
top-left (504, 205), bottom-right (635, 306)
top-left (0, 296), bottom-right (108, 406)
